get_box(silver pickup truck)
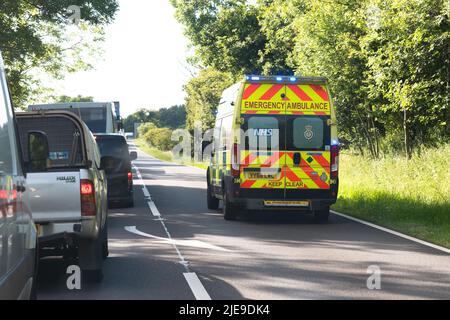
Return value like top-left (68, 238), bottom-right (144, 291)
top-left (16, 111), bottom-right (108, 282)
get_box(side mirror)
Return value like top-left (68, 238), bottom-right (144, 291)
top-left (28, 131), bottom-right (49, 172)
top-left (129, 151), bottom-right (137, 161)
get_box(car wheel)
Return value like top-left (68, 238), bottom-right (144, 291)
top-left (207, 182), bottom-right (219, 210)
top-left (313, 206), bottom-right (330, 223)
top-left (223, 189), bottom-right (237, 221)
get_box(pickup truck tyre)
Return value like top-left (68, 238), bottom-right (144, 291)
top-left (102, 222), bottom-right (109, 260)
top-left (223, 189), bottom-right (237, 221)
top-left (29, 236), bottom-right (39, 300)
top-left (207, 181), bottom-right (219, 210)
top-left (78, 236), bottom-right (104, 283)
top-left (313, 206), bottom-right (330, 223)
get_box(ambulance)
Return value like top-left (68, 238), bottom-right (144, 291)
top-left (207, 75), bottom-right (339, 222)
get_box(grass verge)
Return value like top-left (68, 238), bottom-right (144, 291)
top-left (333, 145), bottom-right (450, 248)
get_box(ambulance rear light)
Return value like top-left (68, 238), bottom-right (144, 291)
top-left (245, 75), bottom-right (304, 83)
top-left (330, 145), bottom-right (339, 178)
top-left (231, 143), bottom-right (240, 177)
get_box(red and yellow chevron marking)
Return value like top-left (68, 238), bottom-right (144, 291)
top-left (241, 83), bottom-right (286, 115)
top-left (241, 83), bottom-right (331, 116)
top-left (285, 152), bottom-right (330, 189)
top-left (285, 84), bottom-right (330, 116)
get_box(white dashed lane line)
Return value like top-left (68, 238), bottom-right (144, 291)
top-left (130, 164), bottom-right (212, 300)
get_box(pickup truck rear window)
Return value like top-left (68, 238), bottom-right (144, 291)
top-left (17, 116), bottom-right (84, 171)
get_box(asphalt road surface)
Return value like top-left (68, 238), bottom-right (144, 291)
top-left (37, 141), bottom-right (450, 299)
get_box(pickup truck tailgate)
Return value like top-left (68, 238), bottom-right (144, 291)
top-left (27, 171), bottom-right (81, 222)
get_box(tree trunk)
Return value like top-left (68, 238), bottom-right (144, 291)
top-left (403, 107), bottom-right (412, 159)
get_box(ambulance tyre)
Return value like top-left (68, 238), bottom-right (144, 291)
top-left (207, 181), bottom-right (219, 210)
top-left (223, 189), bottom-right (237, 221)
top-left (314, 206), bottom-right (330, 223)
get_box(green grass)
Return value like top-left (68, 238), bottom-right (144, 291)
top-left (333, 144), bottom-right (450, 248)
top-left (136, 139), bottom-right (209, 169)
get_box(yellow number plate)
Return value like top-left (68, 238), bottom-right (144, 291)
top-left (264, 200), bottom-right (310, 207)
top-left (246, 172), bottom-right (276, 179)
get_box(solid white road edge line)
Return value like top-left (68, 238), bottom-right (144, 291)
top-left (331, 210), bottom-right (450, 254)
top-left (131, 163), bottom-right (212, 300)
top-left (183, 272), bottom-right (212, 300)
top-left (147, 201), bottom-right (161, 217)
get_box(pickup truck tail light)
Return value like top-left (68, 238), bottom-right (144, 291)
top-left (81, 179), bottom-right (96, 216)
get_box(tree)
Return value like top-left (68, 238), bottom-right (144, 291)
top-left (0, 0), bottom-right (119, 109)
top-left (54, 95), bottom-right (94, 102)
top-left (184, 68), bottom-right (234, 131)
top-left (171, 0), bottom-right (266, 75)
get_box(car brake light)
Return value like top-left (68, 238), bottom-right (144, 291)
top-left (231, 143), bottom-right (240, 177)
top-left (127, 171), bottom-right (132, 181)
top-left (81, 179), bottom-right (96, 216)
top-left (330, 145), bottom-right (339, 178)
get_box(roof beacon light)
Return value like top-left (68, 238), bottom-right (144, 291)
top-left (251, 76), bottom-right (260, 81)
top-left (290, 77), bottom-right (297, 82)
top-left (276, 76), bottom-right (283, 82)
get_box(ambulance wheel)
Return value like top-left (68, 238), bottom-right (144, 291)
top-left (207, 182), bottom-right (219, 210)
top-left (223, 190), bottom-right (237, 221)
top-left (314, 206), bottom-right (330, 223)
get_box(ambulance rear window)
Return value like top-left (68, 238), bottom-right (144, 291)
top-left (246, 116), bottom-right (280, 150)
top-left (292, 117), bottom-right (324, 149)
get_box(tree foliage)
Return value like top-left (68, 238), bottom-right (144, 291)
top-left (172, 0), bottom-right (450, 157)
top-left (123, 105), bottom-right (186, 132)
top-left (0, 0), bottom-right (119, 108)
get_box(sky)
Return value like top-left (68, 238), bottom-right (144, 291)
top-left (54, 0), bottom-right (192, 117)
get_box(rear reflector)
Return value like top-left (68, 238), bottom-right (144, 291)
top-left (330, 145), bottom-right (339, 178)
top-left (80, 179), bottom-right (96, 216)
top-left (231, 143), bottom-right (240, 177)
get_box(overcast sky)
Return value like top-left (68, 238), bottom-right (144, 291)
top-left (54, 0), bottom-right (191, 117)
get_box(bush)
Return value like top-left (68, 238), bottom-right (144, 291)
top-left (142, 127), bottom-right (176, 151)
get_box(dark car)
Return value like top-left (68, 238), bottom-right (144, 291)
top-left (95, 134), bottom-right (137, 207)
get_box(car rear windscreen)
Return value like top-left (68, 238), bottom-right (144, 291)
top-left (95, 137), bottom-right (130, 173)
top-left (17, 116), bottom-right (84, 170)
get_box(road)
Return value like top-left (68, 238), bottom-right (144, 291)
top-left (37, 141), bottom-right (450, 299)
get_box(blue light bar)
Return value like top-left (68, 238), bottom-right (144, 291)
top-left (245, 75), bottom-right (302, 82)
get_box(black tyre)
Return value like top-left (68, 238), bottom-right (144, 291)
top-left (207, 182), bottom-right (219, 210)
top-left (223, 189), bottom-right (237, 221)
top-left (83, 269), bottom-right (104, 283)
top-left (29, 236), bottom-right (39, 300)
top-left (313, 206), bottom-right (330, 223)
top-left (102, 222), bottom-right (109, 260)
top-left (78, 236), bottom-right (104, 283)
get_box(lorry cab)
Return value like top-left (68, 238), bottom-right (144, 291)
top-left (207, 75), bottom-right (339, 222)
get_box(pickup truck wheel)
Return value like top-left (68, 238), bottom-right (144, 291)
top-left (223, 189), bottom-right (237, 221)
top-left (78, 237), bottom-right (104, 283)
top-left (102, 223), bottom-right (109, 260)
top-left (83, 269), bottom-right (104, 283)
top-left (207, 182), bottom-right (219, 210)
top-left (313, 206), bottom-right (330, 223)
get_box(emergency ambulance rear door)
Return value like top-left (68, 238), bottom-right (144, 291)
top-left (284, 84), bottom-right (332, 193)
top-left (239, 82), bottom-right (286, 191)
